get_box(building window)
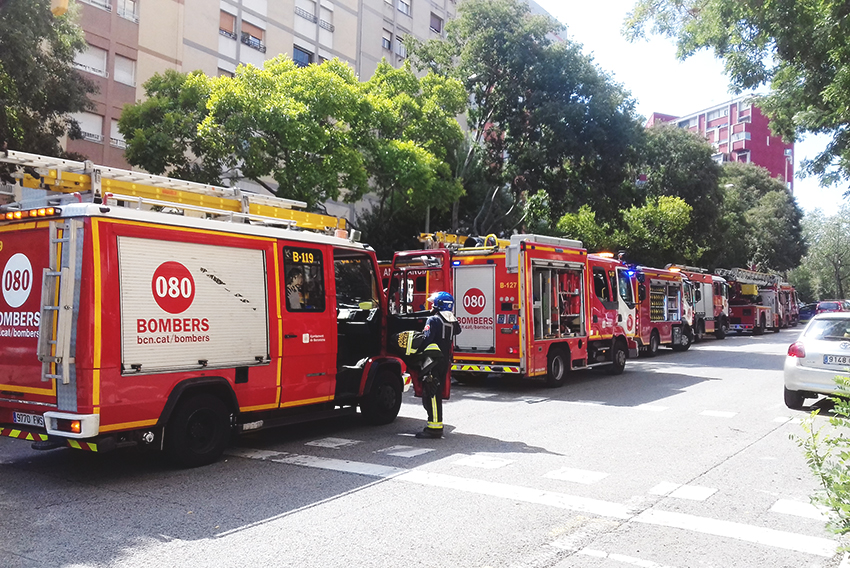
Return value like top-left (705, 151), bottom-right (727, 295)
top-left (319, 6), bottom-right (334, 31)
top-left (78, 0), bottom-right (112, 12)
top-left (219, 11), bottom-right (236, 39)
top-left (430, 12), bottom-right (442, 33)
top-left (73, 44), bottom-right (108, 77)
top-left (241, 21), bottom-right (266, 53)
top-left (398, 0), bottom-right (411, 16)
top-left (382, 29), bottom-right (392, 50)
top-left (114, 55), bottom-right (136, 86)
top-left (707, 107), bottom-right (728, 121)
top-left (110, 120), bottom-right (126, 149)
top-left (218, 68), bottom-right (234, 78)
top-left (73, 112), bottom-right (104, 143)
top-left (117, 0), bottom-right (138, 22)
top-left (394, 37), bottom-right (406, 58)
top-left (293, 45), bottom-right (313, 67)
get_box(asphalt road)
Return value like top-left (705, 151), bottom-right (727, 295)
top-left (1, 329), bottom-right (846, 568)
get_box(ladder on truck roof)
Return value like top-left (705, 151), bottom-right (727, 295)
top-left (714, 267), bottom-right (779, 286)
top-left (0, 150), bottom-right (346, 233)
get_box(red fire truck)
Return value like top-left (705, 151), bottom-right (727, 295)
top-left (420, 234), bottom-right (638, 386)
top-left (0, 151), bottom-right (438, 466)
top-left (628, 265), bottom-right (692, 355)
top-left (779, 282), bottom-right (799, 327)
top-left (714, 268), bottom-right (780, 335)
top-left (666, 265), bottom-right (730, 340)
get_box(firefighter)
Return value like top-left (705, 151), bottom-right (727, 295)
top-left (286, 268), bottom-right (304, 310)
top-left (416, 291), bottom-right (461, 439)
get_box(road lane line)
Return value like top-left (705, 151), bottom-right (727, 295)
top-left (634, 509), bottom-right (837, 557)
top-left (770, 499), bottom-right (829, 521)
top-left (225, 449), bottom-right (838, 557)
top-left (544, 467), bottom-right (609, 484)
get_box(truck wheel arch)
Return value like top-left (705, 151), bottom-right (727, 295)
top-left (158, 376), bottom-right (238, 428)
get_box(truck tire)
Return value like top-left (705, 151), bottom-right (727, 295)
top-left (714, 319), bottom-right (727, 340)
top-left (545, 347), bottom-right (569, 387)
top-left (753, 316), bottom-right (765, 336)
top-left (606, 339), bottom-right (627, 375)
top-left (671, 327), bottom-right (692, 352)
top-left (646, 331), bottom-right (660, 357)
top-left (165, 393), bottom-right (231, 468)
top-left (360, 369), bottom-right (402, 425)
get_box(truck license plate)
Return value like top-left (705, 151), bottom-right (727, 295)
top-left (824, 355), bottom-right (850, 366)
top-left (13, 412), bottom-right (44, 428)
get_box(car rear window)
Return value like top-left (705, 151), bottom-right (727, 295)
top-left (805, 319), bottom-right (850, 341)
top-left (818, 302), bottom-right (840, 310)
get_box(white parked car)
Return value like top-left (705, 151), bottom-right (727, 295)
top-left (784, 313), bottom-right (850, 409)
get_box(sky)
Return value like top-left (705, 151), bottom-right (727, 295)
top-left (532, 0), bottom-right (845, 213)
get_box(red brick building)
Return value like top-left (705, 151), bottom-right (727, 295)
top-left (646, 97), bottom-right (794, 193)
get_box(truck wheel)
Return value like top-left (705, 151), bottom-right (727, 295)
top-left (360, 369), bottom-right (402, 425)
top-left (545, 347), bottom-right (569, 387)
top-left (671, 328), bottom-right (692, 352)
top-left (165, 393), bottom-right (231, 468)
top-left (646, 331), bottom-right (660, 357)
top-left (606, 340), bottom-right (627, 375)
top-left (784, 387), bottom-right (805, 410)
top-left (714, 320), bottom-right (727, 340)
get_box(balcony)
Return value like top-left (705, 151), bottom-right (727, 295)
top-left (241, 33), bottom-right (267, 53)
top-left (81, 131), bottom-right (104, 144)
top-left (295, 6), bottom-right (318, 23)
top-left (219, 29), bottom-right (237, 40)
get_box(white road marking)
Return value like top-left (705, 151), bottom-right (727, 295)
top-left (649, 482), bottom-right (681, 496)
top-left (578, 548), bottom-right (678, 568)
top-left (700, 410), bottom-right (737, 418)
top-left (770, 499), bottom-right (829, 521)
top-left (462, 392), bottom-right (498, 399)
top-left (667, 485), bottom-right (717, 501)
top-left (226, 449), bottom-right (838, 557)
top-left (454, 454), bottom-right (515, 469)
top-left (376, 445), bottom-right (435, 458)
top-left (634, 509), bottom-right (837, 557)
top-left (304, 437), bottom-right (361, 449)
top-left (635, 404), bottom-right (668, 412)
top-left (544, 467), bottom-right (609, 484)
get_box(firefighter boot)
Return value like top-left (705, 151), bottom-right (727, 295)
top-left (415, 427), bottom-right (443, 439)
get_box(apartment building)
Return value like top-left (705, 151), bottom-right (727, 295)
top-left (646, 97), bottom-right (794, 192)
top-left (66, 0), bottom-right (457, 167)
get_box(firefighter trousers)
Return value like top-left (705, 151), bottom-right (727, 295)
top-left (421, 369), bottom-right (445, 431)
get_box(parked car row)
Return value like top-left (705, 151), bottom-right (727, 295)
top-left (797, 299), bottom-right (850, 324)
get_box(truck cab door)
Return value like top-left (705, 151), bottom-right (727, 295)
top-left (615, 266), bottom-right (637, 337)
top-left (387, 250), bottom-right (453, 396)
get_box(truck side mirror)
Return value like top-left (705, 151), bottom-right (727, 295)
top-left (638, 284), bottom-right (646, 302)
top-left (695, 289), bottom-right (702, 302)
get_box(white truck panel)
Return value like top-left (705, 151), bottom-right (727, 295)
top-left (454, 265), bottom-right (495, 352)
top-left (118, 237), bottom-right (269, 374)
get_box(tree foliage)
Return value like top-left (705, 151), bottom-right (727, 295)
top-left (624, 0), bottom-right (850, 189)
top-left (615, 196), bottom-right (695, 267)
top-left (717, 162), bottom-right (806, 272)
top-left (0, 0), bottom-right (96, 156)
top-left (410, 0), bottom-right (644, 235)
top-left (120, 58), bottom-right (464, 212)
top-left (790, 207), bottom-right (850, 300)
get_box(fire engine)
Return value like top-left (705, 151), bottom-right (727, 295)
top-left (627, 265), bottom-right (692, 355)
top-left (418, 233), bottom-right (638, 387)
top-left (779, 282), bottom-right (799, 327)
top-left (0, 150), bottom-right (434, 467)
top-left (714, 268), bottom-right (780, 335)
top-left (666, 265), bottom-right (730, 340)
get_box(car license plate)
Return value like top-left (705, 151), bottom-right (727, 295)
top-left (824, 355), bottom-right (850, 366)
top-left (12, 412), bottom-right (44, 428)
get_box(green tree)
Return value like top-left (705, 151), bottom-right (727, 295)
top-left (0, 0), bottom-right (96, 155)
top-left (717, 162), bottom-right (806, 272)
top-left (624, 0), bottom-right (850, 189)
top-left (410, 0), bottom-right (644, 235)
top-left (792, 207), bottom-right (850, 300)
top-left (555, 205), bottom-right (616, 253)
top-left (613, 195), bottom-right (695, 267)
top-left (120, 58), bottom-right (463, 211)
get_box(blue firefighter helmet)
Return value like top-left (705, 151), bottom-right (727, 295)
top-left (427, 291), bottom-right (454, 311)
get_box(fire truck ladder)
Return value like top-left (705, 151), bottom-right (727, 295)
top-left (36, 219), bottom-right (79, 384)
top-left (0, 150), bottom-right (347, 235)
top-left (714, 268), bottom-right (779, 286)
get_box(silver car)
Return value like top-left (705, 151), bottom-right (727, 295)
top-left (784, 313), bottom-right (850, 408)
